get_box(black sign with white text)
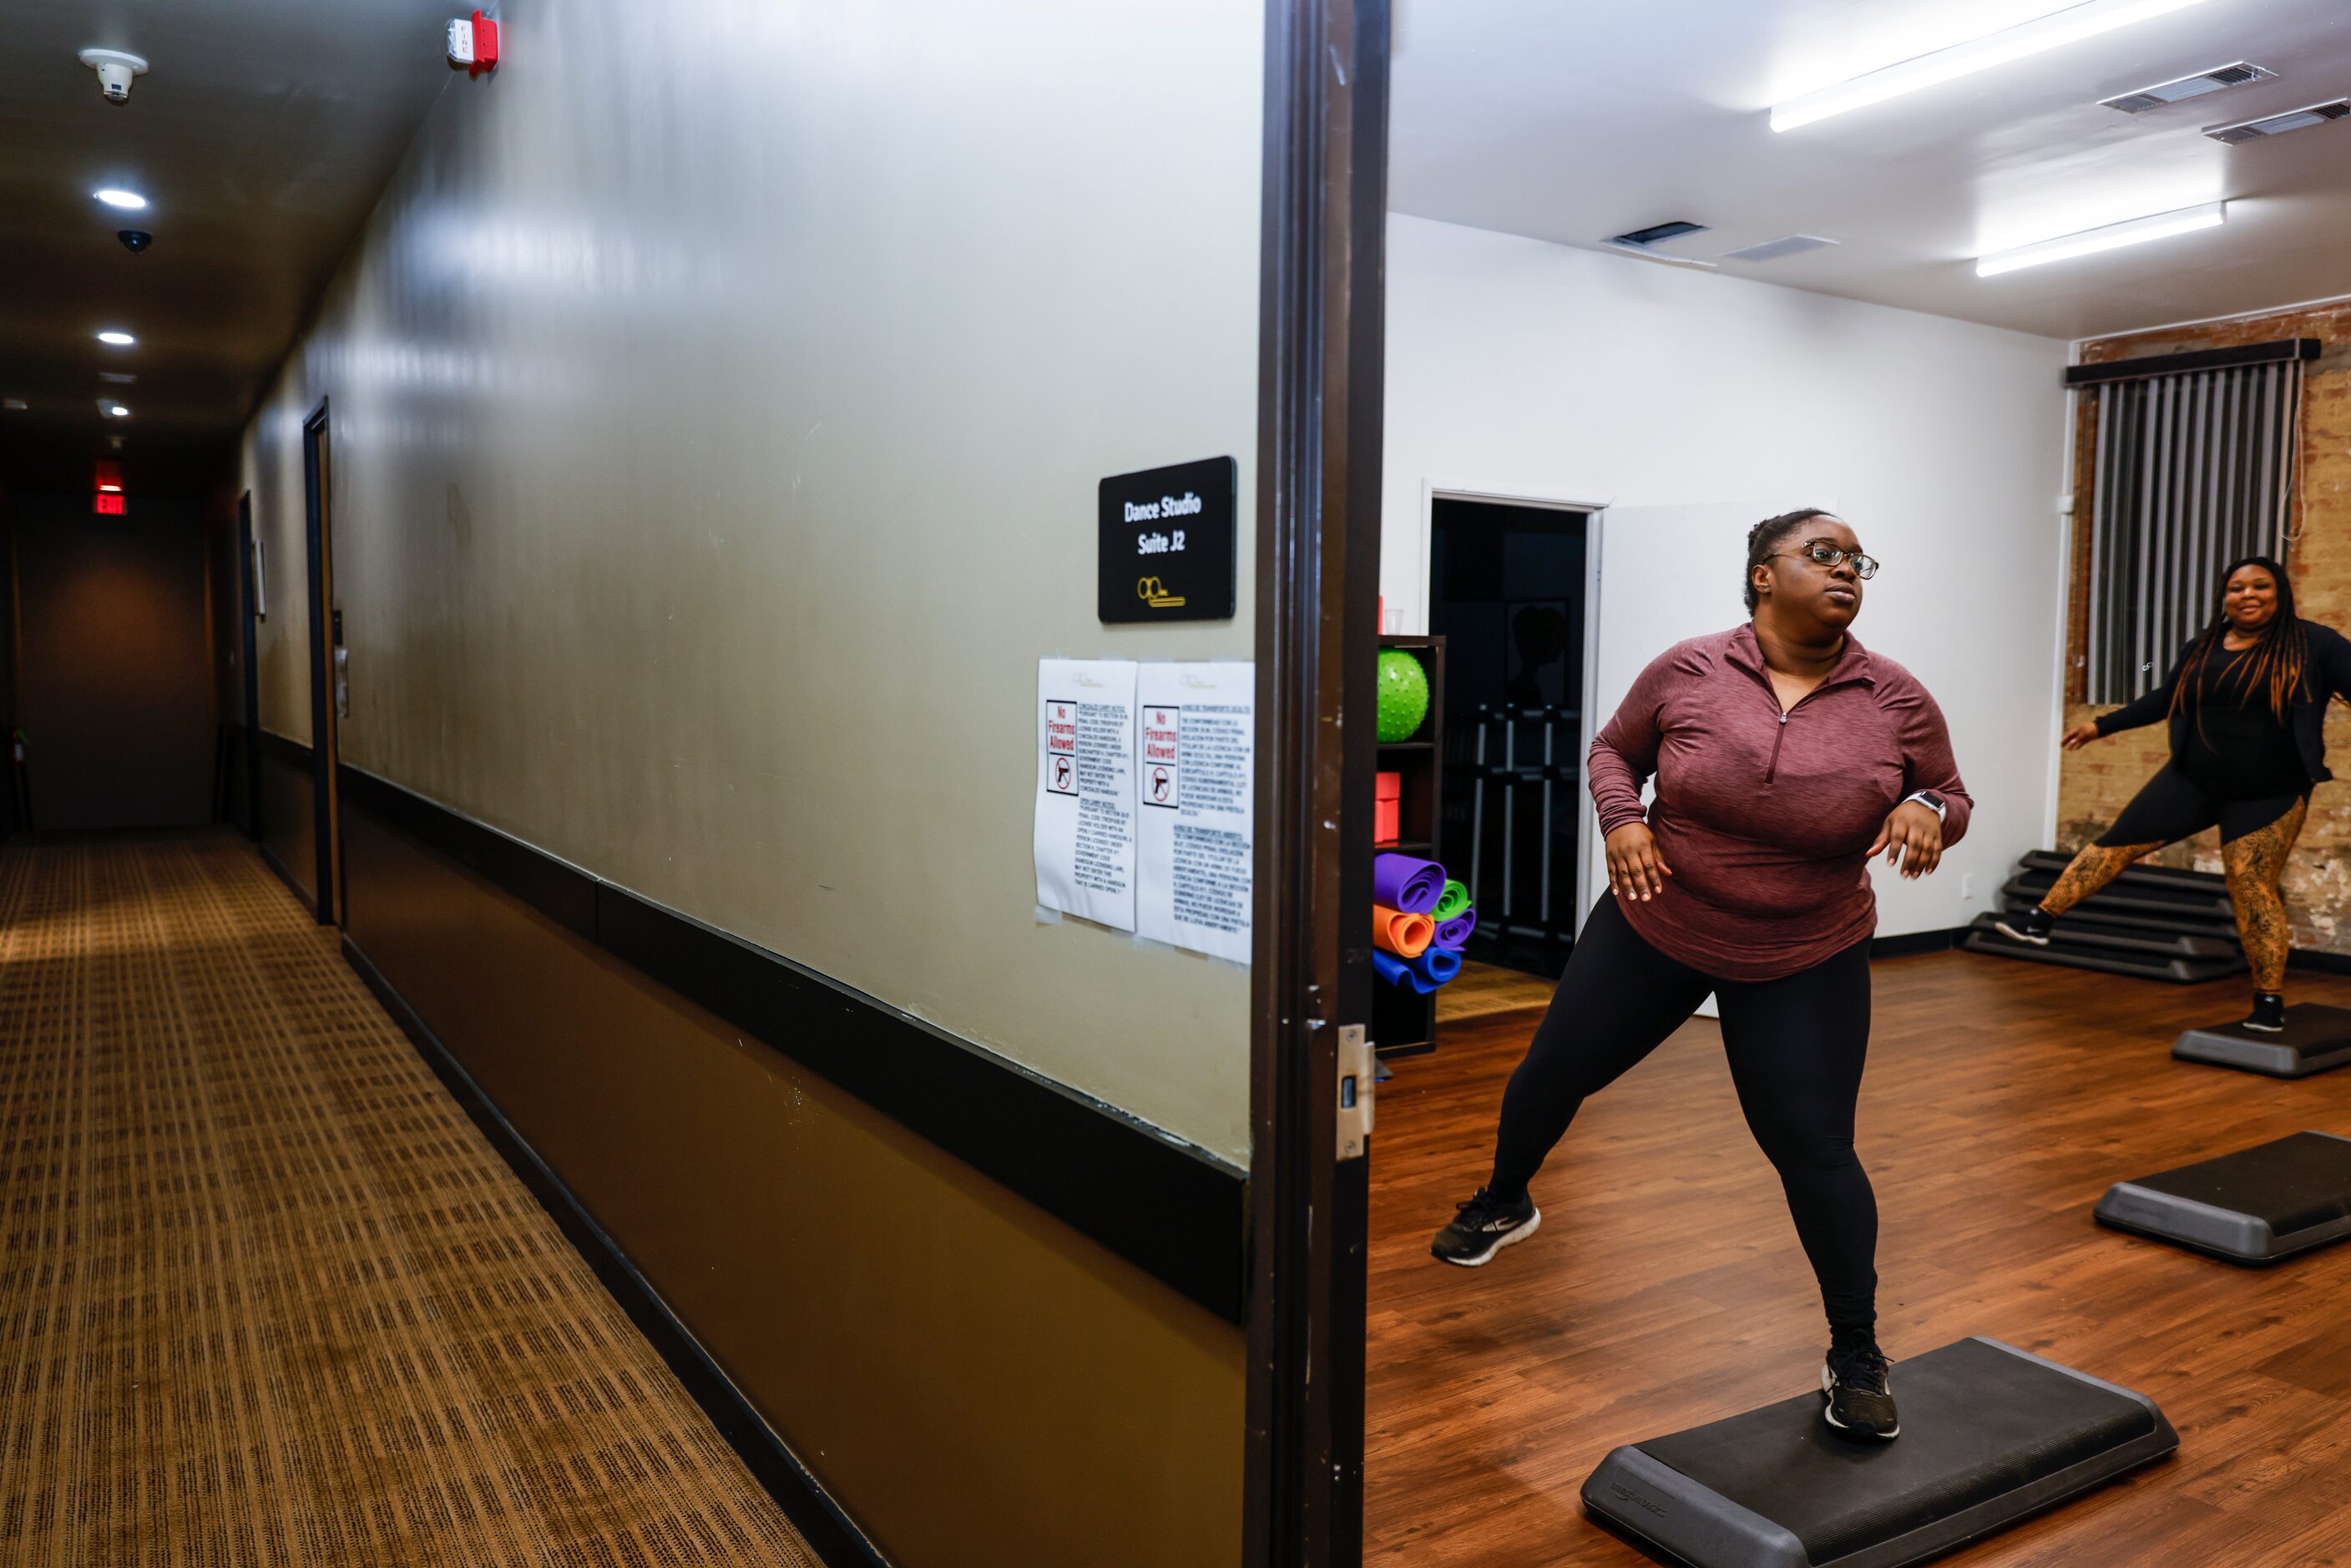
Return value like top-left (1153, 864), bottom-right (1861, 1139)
top-left (1099, 457), bottom-right (1236, 623)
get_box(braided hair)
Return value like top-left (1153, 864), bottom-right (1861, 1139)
top-left (2168, 554), bottom-right (2308, 725)
top-left (1743, 508), bottom-right (1839, 613)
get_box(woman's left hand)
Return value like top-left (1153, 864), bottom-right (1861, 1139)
top-left (1868, 802), bottom-right (1944, 879)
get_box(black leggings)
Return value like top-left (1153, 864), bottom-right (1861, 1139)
top-left (1489, 894), bottom-right (1878, 1329)
top-left (2096, 764), bottom-right (2305, 848)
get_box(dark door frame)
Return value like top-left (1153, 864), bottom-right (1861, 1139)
top-left (1246, 0), bottom-right (1389, 1562)
top-left (237, 491), bottom-right (263, 840)
top-left (301, 399), bottom-right (341, 924)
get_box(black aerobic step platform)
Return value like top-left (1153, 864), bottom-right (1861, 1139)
top-left (1961, 918), bottom-right (2244, 985)
top-left (2096, 1131), bottom-right (2351, 1263)
top-left (1580, 1338), bottom-right (2175, 1568)
top-left (2172, 1003), bottom-right (2351, 1078)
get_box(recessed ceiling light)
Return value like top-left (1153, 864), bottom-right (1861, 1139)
top-left (100, 402), bottom-right (130, 418)
top-left (97, 483), bottom-right (122, 493)
top-left (1772, 0), bottom-right (2213, 133)
top-left (1976, 201), bottom-right (2226, 277)
top-left (94, 188), bottom-right (148, 210)
top-left (97, 329), bottom-right (135, 346)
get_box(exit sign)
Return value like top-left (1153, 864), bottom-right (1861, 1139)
top-left (94, 493), bottom-right (124, 516)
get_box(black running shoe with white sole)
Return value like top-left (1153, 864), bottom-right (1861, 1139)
top-left (2244, 991), bottom-right (2288, 1034)
top-left (1993, 904), bottom-right (2055, 947)
top-left (1823, 1337), bottom-right (1899, 1439)
top-left (1431, 1187), bottom-right (1540, 1267)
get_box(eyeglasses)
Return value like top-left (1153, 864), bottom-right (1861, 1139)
top-left (1780, 539), bottom-right (1879, 579)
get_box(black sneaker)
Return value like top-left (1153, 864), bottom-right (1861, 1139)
top-left (1822, 1337), bottom-right (1899, 1440)
top-left (1993, 905), bottom-right (2055, 947)
top-left (1431, 1187), bottom-right (1540, 1267)
top-left (2244, 992), bottom-right (2288, 1034)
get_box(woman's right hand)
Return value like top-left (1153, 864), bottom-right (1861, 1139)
top-left (1605, 823), bottom-right (1672, 902)
top-left (2059, 721), bottom-right (2102, 751)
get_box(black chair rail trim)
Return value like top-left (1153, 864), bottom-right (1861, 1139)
top-left (331, 761), bottom-right (1249, 1323)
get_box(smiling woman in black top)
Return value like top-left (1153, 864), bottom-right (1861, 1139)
top-left (2000, 556), bottom-right (2351, 1029)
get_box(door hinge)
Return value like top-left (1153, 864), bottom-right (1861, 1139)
top-left (1337, 1023), bottom-right (1374, 1160)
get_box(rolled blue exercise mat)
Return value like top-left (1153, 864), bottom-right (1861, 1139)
top-left (1432, 908), bottom-right (1476, 949)
top-left (1373, 948), bottom-right (1441, 994)
top-left (1372, 852), bottom-right (1446, 916)
top-left (1408, 945), bottom-right (1462, 987)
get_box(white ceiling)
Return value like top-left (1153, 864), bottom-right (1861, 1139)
top-left (0, 0), bottom-right (452, 490)
top-left (1389, 0), bottom-right (2351, 341)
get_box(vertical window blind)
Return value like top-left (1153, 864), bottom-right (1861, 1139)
top-left (2082, 357), bottom-right (2304, 703)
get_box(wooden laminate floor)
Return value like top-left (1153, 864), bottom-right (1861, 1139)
top-left (0, 832), bottom-right (819, 1566)
top-left (1369, 948), bottom-right (2351, 1566)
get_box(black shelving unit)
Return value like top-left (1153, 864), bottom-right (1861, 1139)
top-left (1374, 634), bottom-right (1445, 1059)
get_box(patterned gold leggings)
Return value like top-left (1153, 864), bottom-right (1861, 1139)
top-left (2040, 771), bottom-right (2307, 991)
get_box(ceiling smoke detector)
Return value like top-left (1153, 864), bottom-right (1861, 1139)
top-left (1721, 235), bottom-right (1841, 264)
top-left (2206, 98), bottom-right (2351, 143)
top-left (2104, 62), bottom-right (2274, 113)
top-left (78, 48), bottom-right (149, 104)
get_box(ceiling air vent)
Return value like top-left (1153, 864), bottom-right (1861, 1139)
top-left (1610, 220), bottom-right (1708, 248)
top-left (1721, 234), bottom-right (1840, 264)
top-left (2207, 99), bottom-right (2351, 144)
top-left (2103, 62), bottom-right (2273, 114)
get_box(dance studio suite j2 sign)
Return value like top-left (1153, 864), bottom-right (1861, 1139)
top-left (1099, 457), bottom-right (1236, 624)
top-left (1034, 659), bottom-right (1254, 964)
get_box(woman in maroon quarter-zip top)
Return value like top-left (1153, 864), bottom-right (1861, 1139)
top-left (1428, 508), bottom-right (1971, 1443)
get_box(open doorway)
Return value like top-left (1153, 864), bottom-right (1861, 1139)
top-left (301, 402), bottom-right (343, 926)
top-left (1428, 496), bottom-right (1592, 977)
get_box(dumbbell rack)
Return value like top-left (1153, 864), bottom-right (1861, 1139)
top-left (1963, 850), bottom-right (2246, 983)
top-left (1459, 702), bottom-right (1582, 967)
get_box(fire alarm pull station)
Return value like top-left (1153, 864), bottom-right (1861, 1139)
top-left (446, 11), bottom-right (499, 77)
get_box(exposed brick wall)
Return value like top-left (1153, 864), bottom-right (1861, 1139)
top-left (2059, 299), bottom-right (2351, 954)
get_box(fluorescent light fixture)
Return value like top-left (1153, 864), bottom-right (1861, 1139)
top-left (101, 402), bottom-right (130, 418)
top-left (97, 483), bottom-right (121, 493)
top-left (2, 398), bottom-right (25, 412)
top-left (99, 372), bottom-right (134, 384)
top-left (1976, 200), bottom-right (2226, 277)
top-left (94, 188), bottom-right (148, 210)
top-left (1772, 0), bottom-right (2213, 132)
top-left (96, 329), bottom-right (135, 346)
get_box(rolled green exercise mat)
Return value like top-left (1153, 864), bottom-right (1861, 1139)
top-left (1373, 948), bottom-right (1438, 994)
top-left (1433, 879), bottom-right (1470, 921)
top-left (1373, 852), bottom-right (1445, 915)
top-left (1408, 946), bottom-right (1462, 987)
top-left (1433, 908), bottom-right (1476, 949)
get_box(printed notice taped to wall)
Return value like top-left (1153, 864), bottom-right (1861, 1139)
top-left (1035, 660), bottom-right (1138, 930)
top-left (1136, 662), bottom-right (1253, 964)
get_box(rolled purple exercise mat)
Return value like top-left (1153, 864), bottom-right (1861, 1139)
top-left (1373, 948), bottom-right (1440, 994)
top-left (1408, 946), bottom-right (1462, 988)
top-left (1432, 908), bottom-right (1477, 949)
top-left (1373, 852), bottom-right (1445, 916)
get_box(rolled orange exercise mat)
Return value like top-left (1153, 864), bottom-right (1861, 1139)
top-left (1373, 903), bottom-right (1435, 959)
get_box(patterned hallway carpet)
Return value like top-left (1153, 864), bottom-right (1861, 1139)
top-left (0, 832), bottom-right (820, 1566)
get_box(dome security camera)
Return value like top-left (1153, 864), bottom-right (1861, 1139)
top-left (78, 48), bottom-right (149, 104)
top-left (118, 230), bottom-right (153, 254)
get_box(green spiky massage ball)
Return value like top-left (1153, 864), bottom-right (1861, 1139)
top-left (1376, 649), bottom-right (1431, 742)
